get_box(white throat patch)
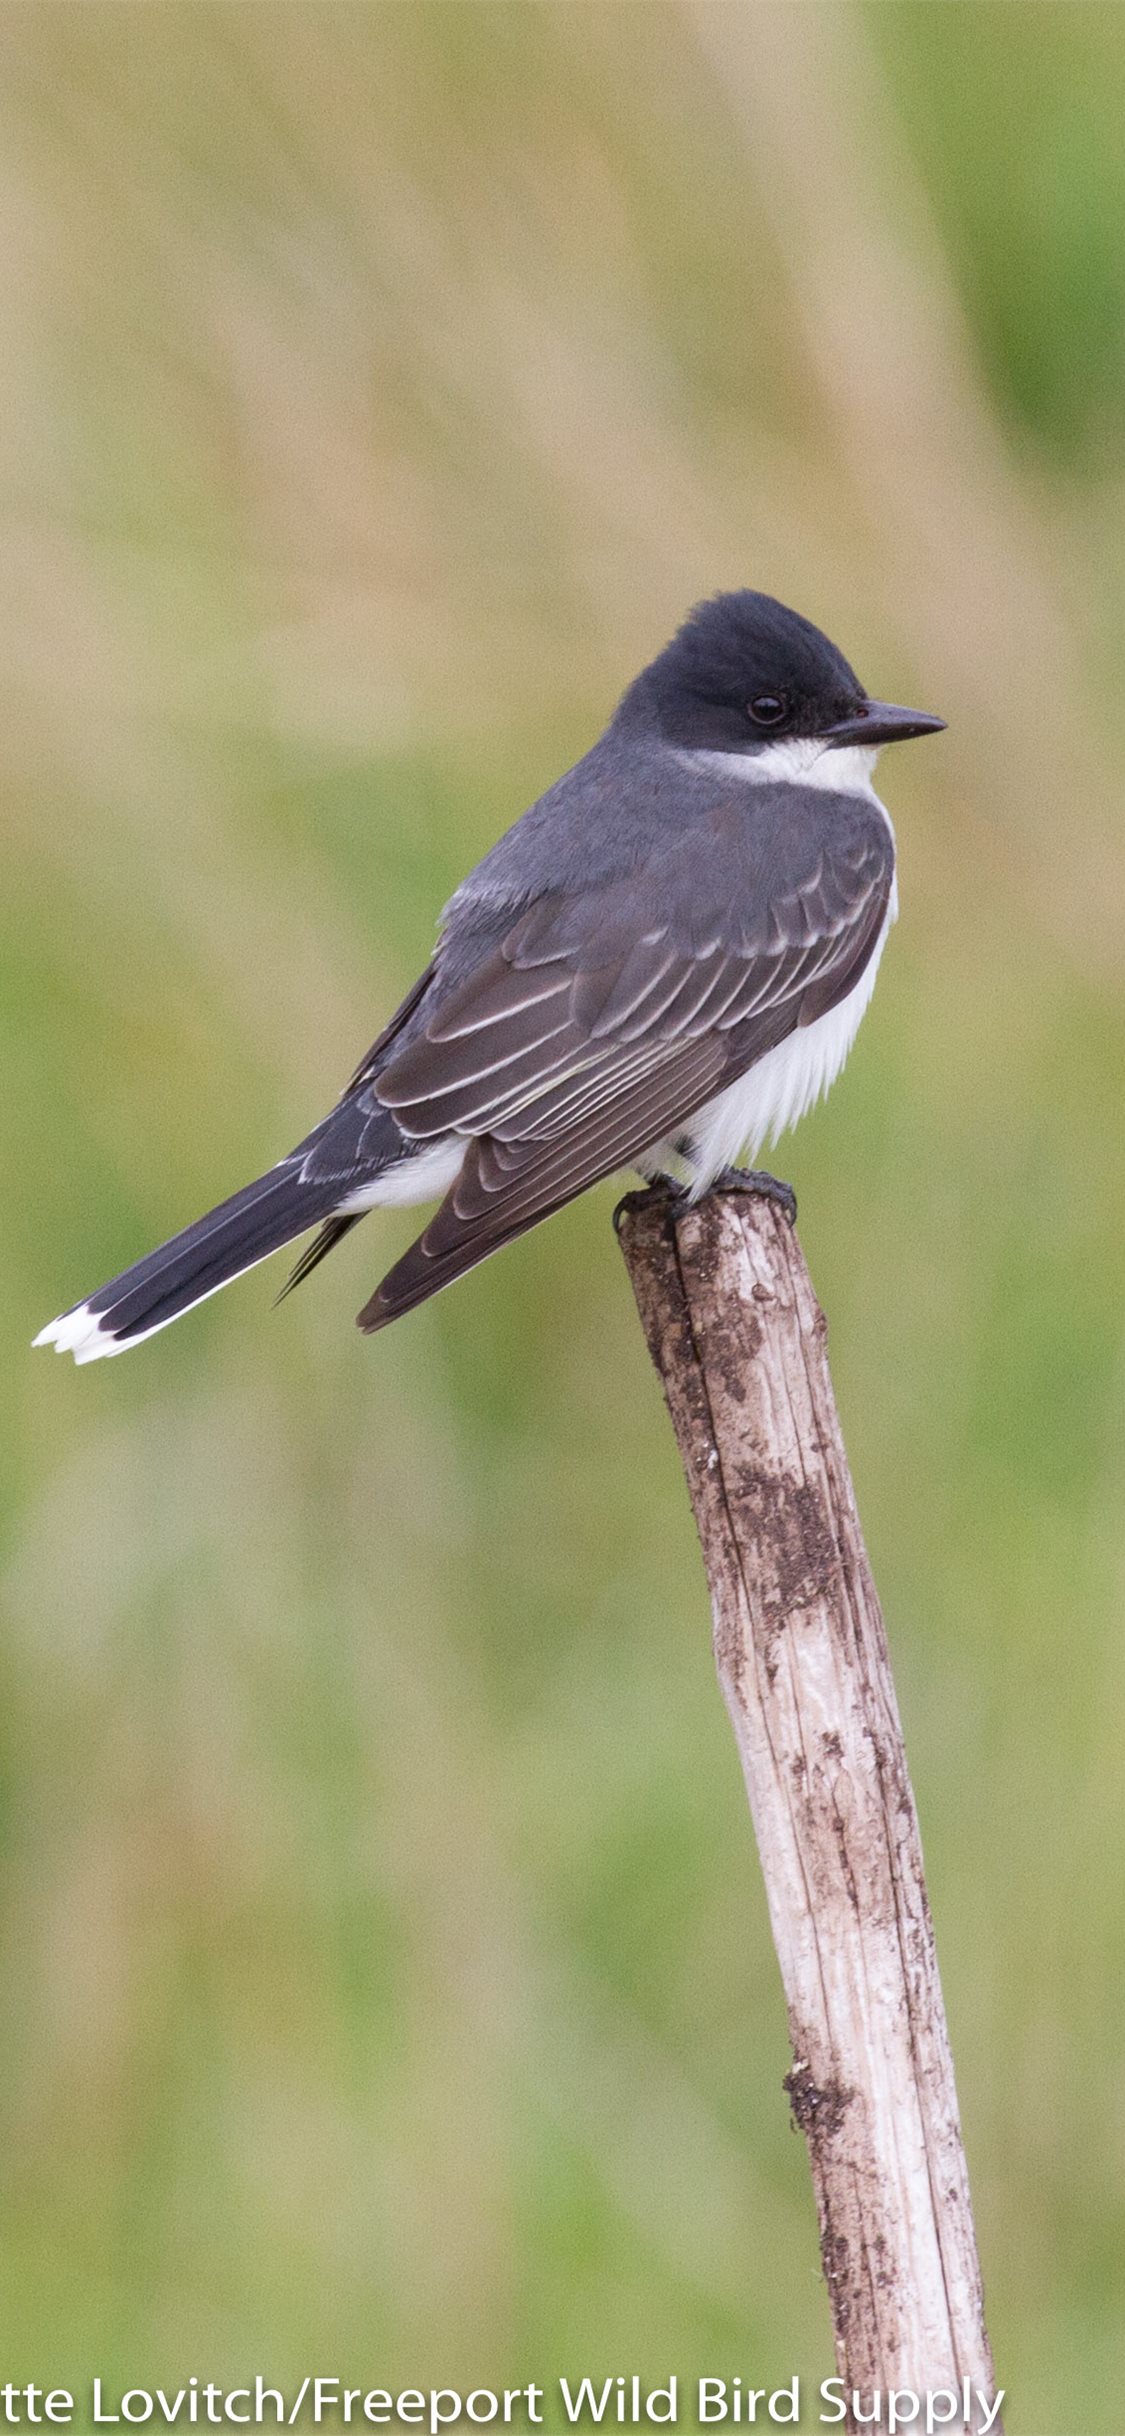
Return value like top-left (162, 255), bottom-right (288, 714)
top-left (688, 737), bottom-right (880, 797)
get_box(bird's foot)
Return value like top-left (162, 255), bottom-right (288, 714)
top-left (612, 1171), bottom-right (689, 1236)
top-left (708, 1165), bottom-right (797, 1226)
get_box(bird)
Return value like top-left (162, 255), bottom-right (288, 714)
top-left (35, 590), bottom-right (944, 1364)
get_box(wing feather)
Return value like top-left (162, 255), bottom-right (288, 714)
top-left (359, 1035), bottom-right (724, 1329)
top-left (361, 788), bottom-right (894, 1325)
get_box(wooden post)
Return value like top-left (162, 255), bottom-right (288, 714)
top-left (616, 1185), bottom-right (1001, 2436)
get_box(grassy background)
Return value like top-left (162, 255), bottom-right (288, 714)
top-left (4, 6), bottom-right (1125, 2428)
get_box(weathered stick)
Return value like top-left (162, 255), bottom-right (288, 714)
top-left (616, 1186), bottom-right (1000, 2436)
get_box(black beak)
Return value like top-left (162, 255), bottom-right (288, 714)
top-left (823, 700), bottom-right (946, 749)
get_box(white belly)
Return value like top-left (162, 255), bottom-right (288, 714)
top-left (660, 883), bottom-right (896, 1195)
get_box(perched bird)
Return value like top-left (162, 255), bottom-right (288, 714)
top-left (35, 591), bottom-right (943, 1363)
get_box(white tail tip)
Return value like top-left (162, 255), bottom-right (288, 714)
top-left (33, 1304), bottom-right (129, 1363)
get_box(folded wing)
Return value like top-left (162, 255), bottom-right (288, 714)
top-left (362, 796), bottom-right (893, 1327)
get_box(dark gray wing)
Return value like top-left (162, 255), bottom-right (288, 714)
top-left (358, 788), bottom-right (893, 1328)
top-left (343, 959), bottom-right (437, 1095)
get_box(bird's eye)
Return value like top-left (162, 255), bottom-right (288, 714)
top-left (748, 694), bottom-right (787, 726)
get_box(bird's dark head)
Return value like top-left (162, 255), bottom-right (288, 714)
top-left (620, 590), bottom-right (944, 762)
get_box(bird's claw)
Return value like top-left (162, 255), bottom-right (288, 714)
top-left (612, 1173), bottom-right (689, 1236)
top-left (614, 1166), bottom-right (797, 1236)
top-left (709, 1166), bottom-right (797, 1225)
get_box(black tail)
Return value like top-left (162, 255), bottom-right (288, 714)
top-left (35, 1161), bottom-right (340, 1364)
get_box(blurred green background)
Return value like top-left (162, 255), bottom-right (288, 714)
top-left (4, 5), bottom-right (1125, 2429)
